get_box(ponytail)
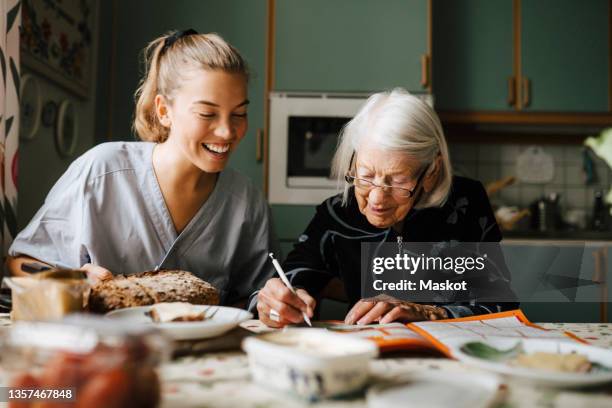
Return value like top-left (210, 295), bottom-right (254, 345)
top-left (133, 37), bottom-right (169, 142)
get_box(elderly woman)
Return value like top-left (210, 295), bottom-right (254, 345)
top-left (255, 88), bottom-right (516, 327)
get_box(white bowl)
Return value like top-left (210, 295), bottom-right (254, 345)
top-left (242, 328), bottom-right (378, 400)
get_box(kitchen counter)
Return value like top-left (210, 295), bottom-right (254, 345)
top-left (503, 230), bottom-right (612, 242)
top-left (1, 316), bottom-right (611, 407)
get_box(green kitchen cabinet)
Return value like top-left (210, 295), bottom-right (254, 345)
top-left (433, 0), bottom-right (610, 114)
top-left (271, 204), bottom-right (316, 240)
top-left (433, 0), bottom-right (515, 111)
top-left (520, 0), bottom-right (609, 112)
top-left (504, 241), bottom-right (611, 323)
top-left (275, 0), bottom-right (429, 93)
top-left (271, 204), bottom-right (316, 261)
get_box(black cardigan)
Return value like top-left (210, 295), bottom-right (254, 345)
top-left (279, 176), bottom-right (519, 318)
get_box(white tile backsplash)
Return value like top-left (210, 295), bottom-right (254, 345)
top-left (565, 164), bottom-right (584, 185)
top-left (449, 142), bottom-right (611, 218)
top-left (477, 144), bottom-right (501, 163)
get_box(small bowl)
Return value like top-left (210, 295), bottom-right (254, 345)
top-left (242, 328), bottom-right (378, 400)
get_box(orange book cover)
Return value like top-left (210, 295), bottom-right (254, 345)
top-left (321, 310), bottom-right (585, 355)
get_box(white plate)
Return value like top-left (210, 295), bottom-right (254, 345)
top-left (367, 371), bottom-right (500, 408)
top-left (106, 305), bottom-right (252, 340)
top-left (452, 338), bottom-right (612, 388)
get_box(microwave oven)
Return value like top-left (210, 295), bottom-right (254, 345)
top-left (268, 92), bottom-right (433, 205)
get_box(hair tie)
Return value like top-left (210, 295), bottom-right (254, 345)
top-left (163, 28), bottom-right (198, 51)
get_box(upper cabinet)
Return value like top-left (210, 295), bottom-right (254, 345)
top-left (274, 0), bottom-right (430, 93)
top-left (521, 0), bottom-right (609, 112)
top-left (433, 0), bottom-right (514, 111)
top-left (433, 0), bottom-right (611, 121)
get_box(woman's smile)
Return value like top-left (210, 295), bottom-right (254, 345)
top-left (202, 142), bottom-right (232, 159)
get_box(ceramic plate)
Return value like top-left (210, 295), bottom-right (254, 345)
top-left (106, 305), bottom-right (252, 340)
top-left (452, 338), bottom-right (612, 388)
top-left (367, 371), bottom-right (500, 408)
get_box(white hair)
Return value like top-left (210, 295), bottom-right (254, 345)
top-left (331, 88), bottom-right (453, 208)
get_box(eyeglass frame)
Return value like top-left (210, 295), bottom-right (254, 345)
top-left (344, 151), bottom-right (428, 199)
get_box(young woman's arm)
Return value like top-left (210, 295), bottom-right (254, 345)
top-left (6, 255), bottom-right (52, 277)
top-left (6, 255), bottom-right (112, 283)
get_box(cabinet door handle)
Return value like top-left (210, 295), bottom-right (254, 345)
top-left (593, 248), bottom-right (604, 283)
top-left (420, 54), bottom-right (430, 88)
top-left (256, 128), bottom-right (263, 162)
top-left (522, 77), bottom-right (531, 107)
top-left (507, 77), bottom-right (516, 106)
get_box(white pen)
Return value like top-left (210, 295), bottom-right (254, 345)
top-left (268, 253), bottom-right (312, 327)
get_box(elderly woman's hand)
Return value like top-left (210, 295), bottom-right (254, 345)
top-left (344, 295), bottom-right (448, 325)
top-left (257, 278), bottom-right (316, 328)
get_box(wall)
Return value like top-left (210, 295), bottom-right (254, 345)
top-left (17, 1), bottom-right (102, 229)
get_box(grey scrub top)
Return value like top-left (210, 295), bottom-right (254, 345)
top-left (9, 142), bottom-right (278, 304)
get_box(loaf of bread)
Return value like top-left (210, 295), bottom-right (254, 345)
top-left (89, 270), bottom-right (220, 313)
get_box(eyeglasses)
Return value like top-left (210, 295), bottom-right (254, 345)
top-left (344, 168), bottom-right (427, 199)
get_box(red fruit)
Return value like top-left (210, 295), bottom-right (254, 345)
top-left (75, 368), bottom-right (132, 408)
top-left (8, 372), bottom-right (38, 408)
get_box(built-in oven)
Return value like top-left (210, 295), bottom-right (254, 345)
top-left (268, 92), bottom-right (433, 204)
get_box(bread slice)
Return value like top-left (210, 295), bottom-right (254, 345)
top-left (89, 270), bottom-right (220, 313)
top-left (148, 302), bottom-right (206, 323)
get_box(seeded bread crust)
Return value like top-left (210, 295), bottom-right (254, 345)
top-left (89, 269), bottom-right (220, 313)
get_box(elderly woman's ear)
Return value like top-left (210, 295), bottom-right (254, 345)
top-left (423, 154), bottom-right (442, 193)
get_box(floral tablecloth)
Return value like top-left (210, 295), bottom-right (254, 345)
top-left (160, 321), bottom-right (612, 408)
top-left (1, 314), bottom-right (612, 407)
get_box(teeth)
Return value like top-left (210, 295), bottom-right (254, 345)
top-left (204, 143), bottom-right (230, 153)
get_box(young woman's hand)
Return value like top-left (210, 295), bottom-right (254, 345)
top-left (257, 278), bottom-right (316, 328)
top-left (344, 295), bottom-right (448, 325)
top-left (80, 263), bottom-right (113, 285)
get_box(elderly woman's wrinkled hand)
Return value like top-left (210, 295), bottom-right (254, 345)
top-left (257, 278), bottom-right (316, 328)
top-left (344, 295), bottom-right (448, 325)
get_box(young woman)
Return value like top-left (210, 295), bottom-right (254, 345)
top-left (7, 30), bottom-right (276, 306)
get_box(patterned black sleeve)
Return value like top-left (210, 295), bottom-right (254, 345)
top-left (441, 180), bottom-right (520, 318)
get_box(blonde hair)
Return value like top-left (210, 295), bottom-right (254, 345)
top-left (331, 88), bottom-right (453, 209)
top-left (133, 31), bottom-right (249, 142)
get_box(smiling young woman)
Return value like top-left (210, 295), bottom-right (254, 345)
top-left (7, 30), bottom-right (277, 307)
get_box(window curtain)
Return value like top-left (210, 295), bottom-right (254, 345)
top-left (0, 0), bottom-right (20, 259)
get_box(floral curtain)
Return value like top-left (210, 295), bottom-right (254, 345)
top-left (0, 0), bottom-right (20, 259)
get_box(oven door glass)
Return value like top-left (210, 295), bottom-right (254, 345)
top-left (287, 116), bottom-right (350, 187)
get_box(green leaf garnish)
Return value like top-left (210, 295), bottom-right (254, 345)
top-left (461, 341), bottom-right (522, 361)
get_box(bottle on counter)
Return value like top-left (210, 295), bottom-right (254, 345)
top-left (530, 193), bottom-right (562, 232)
top-left (591, 190), bottom-right (610, 231)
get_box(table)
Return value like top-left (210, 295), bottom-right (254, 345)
top-left (160, 321), bottom-right (612, 408)
top-left (1, 315), bottom-right (612, 407)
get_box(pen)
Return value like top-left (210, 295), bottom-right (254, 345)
top-left (268, 253), bottom-right (312, 327)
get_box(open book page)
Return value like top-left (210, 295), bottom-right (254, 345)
top-left (408, 310), bottom-right (584, 357)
